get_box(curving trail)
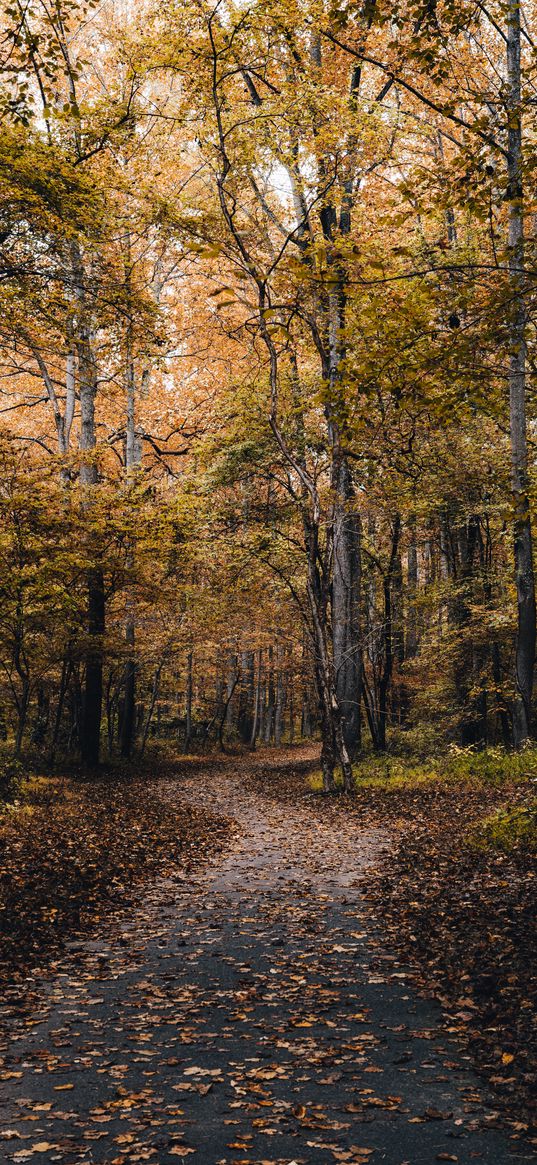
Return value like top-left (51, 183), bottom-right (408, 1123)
top-left (0, 749), bottom-right (532, 1165)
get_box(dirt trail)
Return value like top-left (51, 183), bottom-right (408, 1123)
top-left (0, 748), bottom-right (533, 1164)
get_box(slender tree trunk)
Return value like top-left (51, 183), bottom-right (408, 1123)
top-left (250, 648), bottom-right (262, 750)
top-left (453, 515), bottom-right (489, 745)
top-left (48, 657), bottom-right (72, 767)
top-left (274, 647), bottom-right (285, 745)
top-left (289, 35), bottom-right (363, 779)
top-left (492, 642), bottom-right (512, 746)
top-left (306, 554), bottom-right (354, 792)
top-left (368, 516), bottom-right (401, 752)
top-left (288, 664), bottom-right (295, 744)
top-left (120, 267), bottom-right (140, 761)
top-left (362, 667), bottom-right (381, 751)
top-left (214, 664), bottom-right (225, 731)
top-left (225, 651), bottom-right (238, 731)
top-left (385, 517), bottom-right (401, 731)
top-left (332, 457), bottom-right (362, 758)
top-left (68, 671), bottom-right (82, 754)
top-left (218, 669), bottom-right (240, 752)
top-left (264, 646), bottom-right (275, 743)
top-left (506, 0), bottom-right (535, 745)
top-left (406, 517), bottom-right (419, 659)
top-left (106, 671), bottom-right (117, 757)
top-left (258, 677), bottom-right (266, 741)
top-left (238, 650), bottom-right (255, 743)
top-left (14, 682), bottom-right (30, 758)
top-left (121, 626), bottom-right (136, 760)
top-left (140, 663), bottom-right (164, 758)
top-left (30, 683), bottom-right (49, 745)
top-left (313, 30), bottom-right (363, 764)
top-left (82, 562), bottom-right (105, 767)
top-left (75, 245), bottom-right (104, 768)
top-left (184, 649), bottom-right (193, 752)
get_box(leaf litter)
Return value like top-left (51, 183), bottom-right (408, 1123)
top-left (0, 747), bottom-right (534, 1164)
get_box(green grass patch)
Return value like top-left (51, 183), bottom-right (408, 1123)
top-left (468, 802), bottom-right (537, 853)
top-left (308, 745), bottom-right (537, 793)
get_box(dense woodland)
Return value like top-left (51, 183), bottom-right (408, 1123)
top-left (1, 0), bottom-right (537, 785)
top-left (2, 6), bottom-right (537, 1152)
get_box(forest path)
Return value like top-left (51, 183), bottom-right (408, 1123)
top-left (0, 747), bottom-right (532, 1165)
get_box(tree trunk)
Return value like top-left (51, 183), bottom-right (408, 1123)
top-left (332, 457), bottom-right (362, 758)
top-left (120, 629), bottom-right (136, 760)
top-left (81, 564), bottom-right (105, 767)
top-left (68, 671), bottom-right (82, 754)
top-left (184, 649), bottom-right (193, 752)
top-left (225, 651), bottom-right (238, 731)
top-left (14, 681), bottom-right (30, 758)
top-left (306, 548), bottom-right (354, 792)
top-left (506, 0), bottom-right (535, 745)
top-left (48, 657), bottom-right (72, 767)
top-left (406, 517), bottom-right (419, 659)
top-left (288, 663), bottom-right (295, 744)
top-left (264, 646), bottom-right (275, 743)
top-left (218, 668), bottom-right (240, 752)
top-left (106, 671), bottom-right (117, 757)
top-left (238, 650), bottom-right (255, 744)
top-left (140, 663), bottom-right (164, 758)
top-left (250, 648), bottom-right (262, 750)
top-left (120, 278), bottom-right (141, 761)
top-left (368, 516), bottom-right (401, 752)
top-left (274, 648), bottom-right (285, 745)
top-left (75, 245), bottom-right (104, 769)
top-left (453, 515), bottom-right (489, 746)
top-left (492, 641), bottom-right (512, 747)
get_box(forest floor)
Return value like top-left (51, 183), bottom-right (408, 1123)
top-left (0, 746), bottom-right (535, 1165)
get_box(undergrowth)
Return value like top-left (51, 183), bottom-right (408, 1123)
top-left (469, 801), bottom-right (537, 853)
top-left (308, 744), bottom-right (537, 794)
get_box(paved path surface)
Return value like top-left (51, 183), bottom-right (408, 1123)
top-left (0, 752), bottom-right (533, 1164)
